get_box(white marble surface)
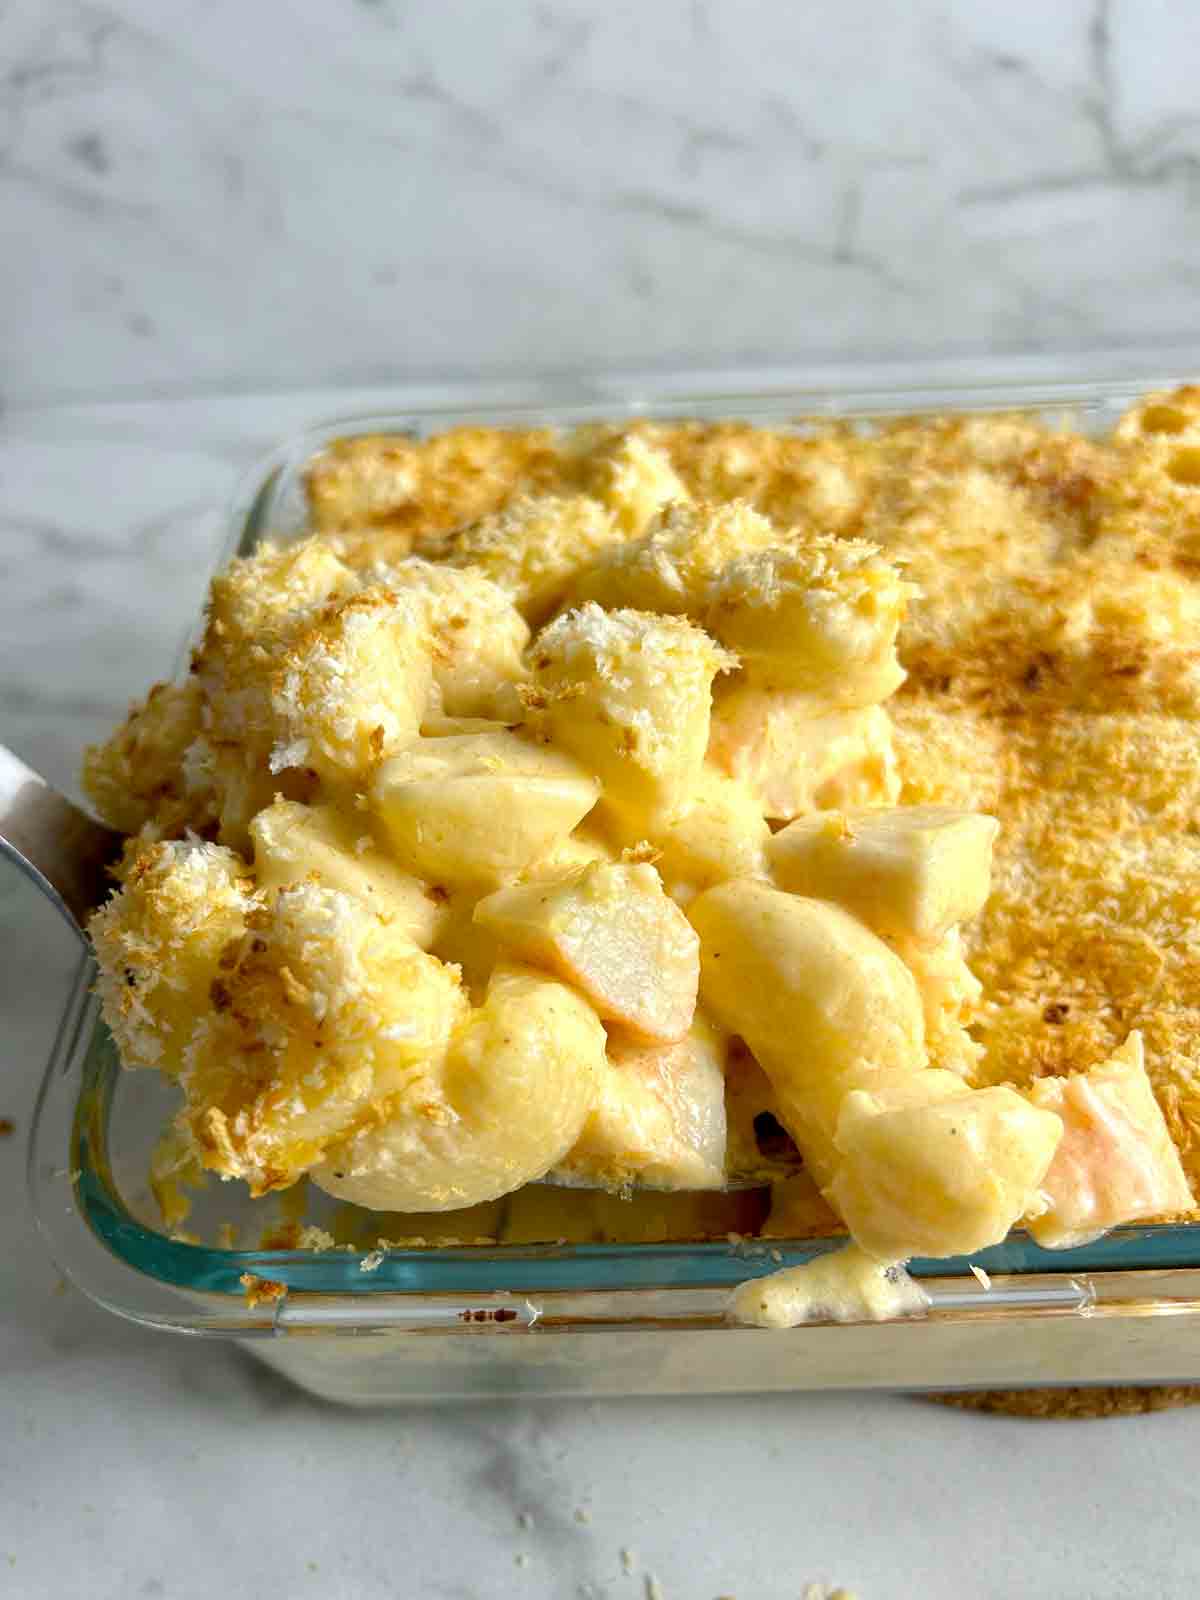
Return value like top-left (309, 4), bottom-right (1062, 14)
top-left (6, 2), bottom-right (1200, 1596)
top-left (5, 0), bottom-right (1200, 408)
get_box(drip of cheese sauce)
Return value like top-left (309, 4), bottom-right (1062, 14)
top-left (730, 1244), bottom-right (929, 1328)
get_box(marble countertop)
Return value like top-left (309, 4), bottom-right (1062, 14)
top-left (5, 2), bottom-right (1200, 1595)
top-left (6, 0), bottom-right (1200, 411)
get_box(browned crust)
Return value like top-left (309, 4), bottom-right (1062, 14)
top-left (924, 1385), bottom-right (1200, 1419)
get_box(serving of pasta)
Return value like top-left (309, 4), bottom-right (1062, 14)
top-left (82, 392), bottom-right (1200, 1320)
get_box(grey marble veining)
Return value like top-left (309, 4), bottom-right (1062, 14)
top-left (2, 0), bottom-right (1199, 409)
top-left (6, 3), bottom-right (1200, 1596)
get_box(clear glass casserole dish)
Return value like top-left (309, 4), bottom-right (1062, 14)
top-left (27, 359), bottom-right (1200, 1406)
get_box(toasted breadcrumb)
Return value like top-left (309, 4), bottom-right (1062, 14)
top-left (572, 499), bottom-right (779, 617)
top-left (83, 678), bottom-right (209, 839)
top-left (418, 494), bottom-right (623, 625)
top-left (576, 432), bottom-right (691, 536)
top-left (239, 1272), bottom-right (286, 1309)
top-left (180, 882), bottom-right (467, 1195)
top-left (367, 557), bottom-right (530, 718)
top-left (91, 839), bottom-right (253, 1077)
top-left (308, 426), bottom-right (565, 544)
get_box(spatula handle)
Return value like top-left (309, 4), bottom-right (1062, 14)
top-left (0, 745), bottom-right (123, 937)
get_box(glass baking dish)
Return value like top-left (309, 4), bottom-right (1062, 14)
top-left (27, 358), bottom-right (1200, 1405)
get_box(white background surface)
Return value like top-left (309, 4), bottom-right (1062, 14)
top-left (4, 3), bottom-right (1200, 1596)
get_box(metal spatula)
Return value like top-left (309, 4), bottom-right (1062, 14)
top-left (0, 744), bottom-right (123, 938)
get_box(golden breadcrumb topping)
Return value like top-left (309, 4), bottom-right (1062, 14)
top-left (573, 499), bottom-right (780, 616)
top-left (574, 431), bottom-right (692, 536)
top-left (183, 880), bottom-right (468, 1195)
top-left (415, 494), bottom-right (622, 625)
top-left (81, 679), bottom-right (207, 839)
top-left (307, 426), bottom-right (565, 545)
top-left (90, 839), bottom-right (253, 1075)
